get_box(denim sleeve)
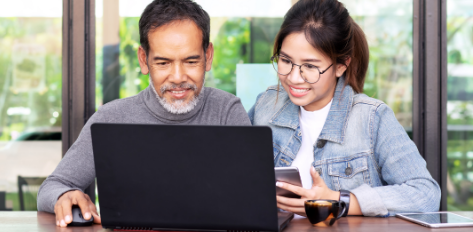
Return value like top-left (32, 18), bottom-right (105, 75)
top-left (248, 92), bottom-right (265, 125)
top-left (248, 104), bottom-right (256, 124)
top-left (350, 103), bottom-right (441, 216)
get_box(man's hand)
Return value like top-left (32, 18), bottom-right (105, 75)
top-left (54, 190), bottom-right (101, 227)
top-left (275, 166), bottom-right (340, 216)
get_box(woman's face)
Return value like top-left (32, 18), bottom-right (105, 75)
top-left (278, 32), bottom-right (348, 111)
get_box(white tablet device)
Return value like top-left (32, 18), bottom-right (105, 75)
top-left (396, 212), bottom-right (473, 228)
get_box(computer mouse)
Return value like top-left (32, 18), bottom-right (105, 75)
top-left (68, 205), bottom-right (94, 226)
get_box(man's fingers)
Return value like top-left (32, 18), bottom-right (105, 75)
top-left (54, 204), bottom-right (63, 227)
top-left (82, 193), bottom-right (101, 224)
top-left (89, 202), bottom-right (102, 224)
top-left (61, 198), bottom-right (73, 225)
top-left (276, 196), bottom-right (304, 207)
top-left (60, 198), bottom-right (72, 227)
top-left (92, 211), bottom-right (102, 224)
top-left (276, 182), bottom-right (305, 197)
top-left (77, 195), bottom-right (92, 220)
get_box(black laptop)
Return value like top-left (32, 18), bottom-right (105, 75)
top-left (91, 123), bottom-right (293, 231)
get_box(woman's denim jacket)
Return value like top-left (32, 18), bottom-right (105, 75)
top-left (248, 77), bottom-right (441, 217)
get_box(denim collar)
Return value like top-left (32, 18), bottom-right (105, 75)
top-left (269, 77), bottom-right (354, 144)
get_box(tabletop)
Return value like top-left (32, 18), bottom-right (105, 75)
top-left (1, 211), bottom-right (473, 232)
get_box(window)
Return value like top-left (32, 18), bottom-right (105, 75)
top-left (95, 0), bottom-right (291, 107)
top-left (342, 0), bottom-right (413, 137)
top-left (446, 0), bottom-right (473, 211)
top-left (0, 0), bottom-right (63, 211)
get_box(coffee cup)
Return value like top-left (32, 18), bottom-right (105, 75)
top-left (305, 200), bottom-right (347, 226)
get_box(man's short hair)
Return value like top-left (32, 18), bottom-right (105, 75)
top-left (139, 0), bottom-right (211, 56)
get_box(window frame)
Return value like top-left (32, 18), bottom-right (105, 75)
top-left (62, 0), bottom-right (450, 210)
top-left (413, 0), bottom-right (447, 211)
top-left (62, 0), bottom-right (96, 201)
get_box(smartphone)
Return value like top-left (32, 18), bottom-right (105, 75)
top-left (275, 167), bottom-right (303, 198)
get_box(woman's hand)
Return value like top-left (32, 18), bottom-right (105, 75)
top-left (276, 166), bottom-right (340, 217)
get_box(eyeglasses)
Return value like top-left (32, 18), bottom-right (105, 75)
top-left (271, 55), bottom-right (333, 84)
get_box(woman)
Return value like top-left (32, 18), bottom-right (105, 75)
top-left (248, 0), bottom-right (440, 217)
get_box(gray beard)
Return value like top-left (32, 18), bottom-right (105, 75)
top-left (149, 76), bottom-right (204, 115)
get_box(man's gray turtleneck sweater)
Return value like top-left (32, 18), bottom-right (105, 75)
top-left (37, 86), bottom-right (251, 213)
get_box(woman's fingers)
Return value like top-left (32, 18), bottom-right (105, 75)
top-left (276, 202), bottom-right (306, 217)
top-left (276, 181), bottom-right (306, 197)
top-left (276, 196), bottom-right (304, 207)
top-left (310, 166), bottom-right (326, 188)
top-left (276, 196), bottom-right (307, 216)
top-left (277, 202), bottom-right (299, 212)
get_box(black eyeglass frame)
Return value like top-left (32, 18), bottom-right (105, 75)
top-left (271, 55), bottom-right (334, 84)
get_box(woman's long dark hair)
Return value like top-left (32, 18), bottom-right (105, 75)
top-left (273, 0), bottom-right (369, 93)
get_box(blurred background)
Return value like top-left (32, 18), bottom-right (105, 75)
top-left (0, 0), bottom-right (471, 212)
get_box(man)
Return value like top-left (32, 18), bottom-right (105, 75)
top-left (37, 0), bottom-right (251, 227)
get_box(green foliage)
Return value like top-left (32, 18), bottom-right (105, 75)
top-left (350, 15), bottom-right (414, 130)
top-left (96, 17), bottom-right (149, 108)
top-left (211, 18), bottom-right (250, 94)
top-left (445, 14), bottom-right (473, 211)
top-left (119, 17), bottom-right (149, 98)
top-left (250, 18), bottom-right (283, 63)
top-left (0, 18), bottom-right (62, 141)
top-left (110, 17), bottom-right (253, 96)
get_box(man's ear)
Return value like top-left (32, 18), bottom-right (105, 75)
top-left (336, 57), bottom-right (351, 77)
top-left (205, 42), bottom-right (214, 72)
top-left (138, 46), bottom-right (149, 75)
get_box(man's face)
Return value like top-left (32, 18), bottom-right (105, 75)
top-left (138, 19), bottom-right (213, 114)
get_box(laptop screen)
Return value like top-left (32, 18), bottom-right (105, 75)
top-left (92, 124), bottom-right (280, 231)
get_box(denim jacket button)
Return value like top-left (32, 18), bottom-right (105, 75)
top-left (345, 166), bottom-right (353, 176)
top-left (298, 131), bottom-right (302, 136)
top-left (316, 139), bottom-right (327, 148)
top-left (345, 163), bottom-right (353, 175)
top-left (315, 168), bottom-right (322, 176)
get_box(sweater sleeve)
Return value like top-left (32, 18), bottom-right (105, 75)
top-left (350, 104), bottom-right (441, 216)
top-left (224, 97), bottom-right (252, 126)
top-left (37, 107), bottom-right (110, 213)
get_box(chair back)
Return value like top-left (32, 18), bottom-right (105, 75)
top-left (17, 176), bottom-right (46, 211)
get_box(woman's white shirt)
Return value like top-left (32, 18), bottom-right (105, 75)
top-left (291, 99), bottom-right (332, 189)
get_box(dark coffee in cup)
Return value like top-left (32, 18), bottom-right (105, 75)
top-left (305, 200), bottom-right (346, 226)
